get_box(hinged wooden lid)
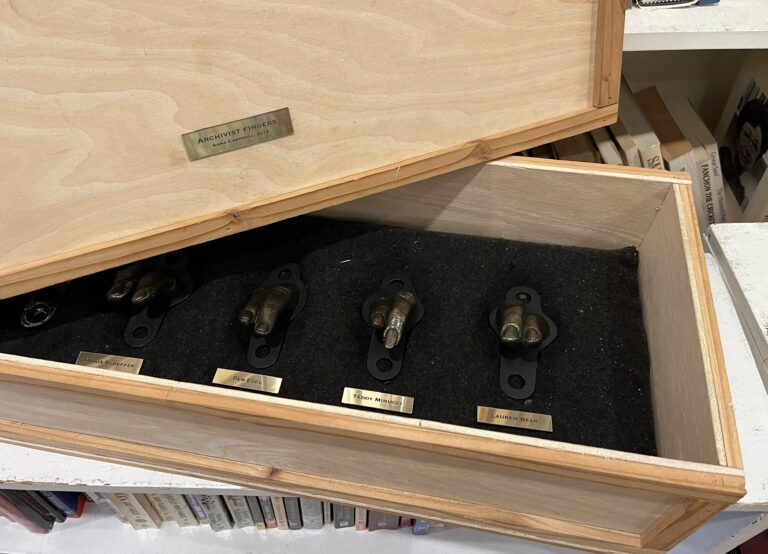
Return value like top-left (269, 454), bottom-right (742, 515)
top-left (0, 0), bottom-right (624, 299)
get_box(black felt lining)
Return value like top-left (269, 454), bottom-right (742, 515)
top-left (0, 217), bottom-right (656, 455)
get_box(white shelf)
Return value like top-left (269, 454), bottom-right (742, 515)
top-left (624, 1), bottom-right (768, 51)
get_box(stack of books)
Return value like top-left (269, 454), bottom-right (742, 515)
top-left (0, 490), bottom-right (85, 533)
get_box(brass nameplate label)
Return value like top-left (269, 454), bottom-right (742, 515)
top-left (477, 406), bottom-right (553, 432)
top-left (341, 387), bottom-right (414, 414)
top-left (212, 368), bottom-right (282, 394)
top-left (182, 108), bottom-right (294, 161)
top-left (75, 352), bottom-right (143, 374)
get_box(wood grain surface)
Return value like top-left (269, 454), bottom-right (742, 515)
top-left (0, 0), bottom-right (622, 299)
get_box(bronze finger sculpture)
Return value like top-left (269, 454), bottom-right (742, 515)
top-left (362, 275), bottom-right (424, 382)
top-left (107, 252), bottom-right (193, 347)
top-left (490, 287), bottom-right (557, 400)
top-left (238, 263), bottom-right (307, 369)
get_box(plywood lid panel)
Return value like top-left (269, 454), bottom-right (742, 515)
top-left (0, 0), bottom-right (623, 298)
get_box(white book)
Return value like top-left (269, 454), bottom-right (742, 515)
top-left (590, 127), bottom-right (623, 166)
top-left (196, 495), bottom-right (233, 532)
top-left (619, 80), bottom-right (663, 170)
top-left (271, 496), bottom-right (289, 530)
top-left (107, 493), bottom-right (161, 530)
top-left (161, 494), bottom-right (198, 527)
top-left (664, 96), bottom-right (728, 224)
top-left (223, 495), bottom-right (255, 528)
top-left (609, 119), bottom-right (642, 167)
top-left (322, 501), bottom-right (332, 525)
top-left (299, 498), bottom-right (324, 529)
top-left (354, 507), bottom-right (368, 531)
top-left (147, 493), bottom-right (175, 524)
top-left (184, 494), bottom-right (208, 524)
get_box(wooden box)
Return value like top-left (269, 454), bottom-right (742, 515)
top-left (0, 158), bottom-right (744, 553)
top-left (0, 0), bottom-right (624, 299)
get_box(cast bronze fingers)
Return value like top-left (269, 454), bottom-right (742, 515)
top-left (106, 261), bottom-right (154, 303)
top-left (368, 290), bottom-right (418, 349)
top-left (107, 261), bottom-right (180, 307)
top-left (497, 301), bottom-right (549, 347)
top-left (239, 285), bottom-right (297, 336)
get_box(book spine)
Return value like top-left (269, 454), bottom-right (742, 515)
top-left (400, 517), bottom-right (413, 528)
top-left (706, 145), bottom-right (728, 223)
top-left (161, 494), bottom-right (198, 527)
top-left (332, 504), bottom-right (354, 529)
top-left (322, 501), bottom-right (332, 526)
top-left (245, 496), bottom-right (267, 530)
top-left (299, 498), bottom-right (323, 529)
top-left (39, 491), bottom-right (75, 517)
top-left (183, 494), bottom-right (208, 524)
top-left (412, 519), bottom-right (431, 535)
top-left (223, 495), bottom-right (255, 528)
top-left (106, 493), bottom-right (159, 530)
top-left (91, 492), bottom-right (127, 523)
top-left (283, 497), bottom-right (302, 530)
top-left (147, 493), bottom-right (176, 523)
top-left (367, 510), bottom-right (400, 531)
top-left (0, 492), bottom-right (51, 533)
top-left (258, 496), bottom-right (277, 529)
top-left (196, 495), bottom-right (233, 532)
top-left (354, 507), bottom-right (367, 530)
top-left (133, 494), bottom-right (164, 528)
top-left (26, 491), bottom-right (66, 523)
top-left (271, 496), bottom-right (289, 530)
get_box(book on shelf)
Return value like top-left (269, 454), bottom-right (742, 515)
top-left (662, 95), bottom-right (728, 224)
top-left (619, 80), bottom-right (663, 170)
top-left (412, 518), bottom-right (432, 535)
top-left (609, 118), bottom-right (643, 167)
top-left (322, 501), bottom-right (332, 526)
top-left (354, 507), bottom-right (367, 531)
top-left (332, 503), bottom-right (355, 529)
top-left (715, 67), bottom-right (768, 223)
top-left (223, 495), bottom-right (255, 529)
top-left (634, 86), bottom-right (715, 230)
top-left (300, 497), bottom-right (324, 529)
top-left (0, 491), bottom-right (55, 533)
top-left (107, 493), bottom-right (162, 530)
top-left (245, 496), bottom-right (267, 530)
top-left (271, 496), bottom-right (289, 530)
top-left (282, 496), bottom-right (302, 530)
top-left (87, 492), bottom-right (126, 523)
top-left (258, 496), bottom-right (278, 529)
top-left (367, 511), bottom-right (400, 531)
top-left (551, 134), bottom-right (602, 164)
top-left (161, 494), bottom-right (198, 527)
top-left (196, 494), bottom-right (233, 532)
top-left (39, 491), bottom-right (84, 518)
top-left (400, 517), bottom-right (413, 528)
top-left (183, 493), bottom-right (208, 524)
top-left (26, 491), bottom-right (66, 523)
top-left (590, 127), bottom-right (624, 166)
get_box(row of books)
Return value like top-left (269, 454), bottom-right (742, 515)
top-left (521, 75), bottom-right (768, 228)
top-left (0, 490), bottom-right (85, 533)
top-left (87, 492), bottom-right (434, 534)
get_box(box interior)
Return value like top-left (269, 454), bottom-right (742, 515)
top-left (0, 215), bottom-right (656, 455)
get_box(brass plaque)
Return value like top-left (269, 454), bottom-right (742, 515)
top-left (477, 406), bottom-right (553, 432)
top-left (182, 108), bottom-right (293, 161)
top-left (75, 352), bottom-right (143, 374)
top-left (341, 387), bottom-right (414, 414)
top-left (212, 368), bottom-right (282, 394)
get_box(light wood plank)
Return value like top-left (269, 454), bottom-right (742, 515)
top-left (0, 0), bottom-right (621, 300)
top-left (637, 185), bottom-right (738, 467)
top-left (324, 157), bottom-right (680, 249)
top-left (593, 0), bottom-right (626, 107)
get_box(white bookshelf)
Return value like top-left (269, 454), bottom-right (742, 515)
top-left (625, 0), bottom-right (768, 51)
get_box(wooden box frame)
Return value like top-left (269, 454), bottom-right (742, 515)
top-left (0, 0), bottom-right (625, 300)
top-left (0, 158), bottom-right (744, 553)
